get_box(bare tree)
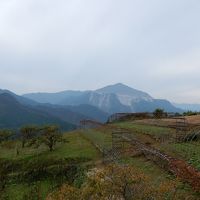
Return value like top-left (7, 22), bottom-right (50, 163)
top-left (40, 125), bottom-right (62, 151)
top-left (20, 125), bottom-right (38, 148)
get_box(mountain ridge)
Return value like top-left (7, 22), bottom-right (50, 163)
top-left (0, 93), bottom-right (76, 130)
top-left (0, 83), bottom-right (182, 130)
top-left (23, 83), bottom-right (182, 114)
top-left (0, 89), bottom-right (109, 129)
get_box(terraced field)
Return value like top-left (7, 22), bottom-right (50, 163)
top-left (115, 121), bottom-right (175, 139)
top-left (114, 121), bottom-right (200, 170)
top-left (79, 126), bottom-right (198, 198)
top-left (1, 120), bottom-right (200, 199)
top-left (160, 142), bottom-right (200, 170)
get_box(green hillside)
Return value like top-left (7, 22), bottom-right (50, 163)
top-left (0, 131), bottom-right (100, 199)
top-left (0, 93), bottom-right (75, 130)
top-left (0, 120), bottom-right (199, 199)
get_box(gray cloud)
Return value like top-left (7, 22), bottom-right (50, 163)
top-left (0, 0), bottom-right (200, 103)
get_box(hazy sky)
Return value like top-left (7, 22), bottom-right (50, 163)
top-left (0, 0), bottom-right (200, 103)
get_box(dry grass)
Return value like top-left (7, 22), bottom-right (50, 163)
top-left (133, 115), bottom-right (200, 128)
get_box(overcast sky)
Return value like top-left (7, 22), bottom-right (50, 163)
top-left (0, 0), bottom-right (200, 103)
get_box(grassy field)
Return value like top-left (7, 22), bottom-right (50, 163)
top-left (0, 131), bottom-right (101, 200)
top-left (80, 127), bottom-right (173, 182)
top-left (81, 127), bottom-right (198, 198)
top-left (81, 126), bottom-right (112, 150)
top-left (1, 121), bottom-right (200, 199)
top-left (115, 122), bottom-right (175, 138)
top-left (160, 142), bottom-right (200, 170)
top-left (114, 121), bottom-right (200, 170)
top-left (0, 132), bottom-right (100, 161)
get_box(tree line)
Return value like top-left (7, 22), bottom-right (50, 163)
top-left (0, 124), bottom-right (63, 152)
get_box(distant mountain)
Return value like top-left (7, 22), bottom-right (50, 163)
top-left (58, 92), bottom-right (131, 113)
top-left (24, 83), bottom-right (182, 114)
top-left (0, 93), bottom-right (76, 130)
top-left (96, 83), bottom-right (152, 102)
top-left (0, 88), bottom-right (108, 128)
top-left (173, 103), bottom-right (200, 112)
top-left (65, 104), bottom-right (109, 122)
top-left (33, 104), bottom-right (109, 125)
top-left (0, 89), bottom-right (38, 106)
top-left (133, 99), bottom-right (182, 113)
top-left (23, 91), bottom-right (84, 105)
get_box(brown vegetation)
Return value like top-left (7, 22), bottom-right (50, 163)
top-left (169, 158), bottom-right (200, 191)
top-left (47, 164), bottom-right (187, 200)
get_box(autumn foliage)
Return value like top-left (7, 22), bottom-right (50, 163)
top-left (47, 164), bottom-right (188, 200)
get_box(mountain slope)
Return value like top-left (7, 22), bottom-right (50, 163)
top-left (0, 89), bottom-right (38, 106)
top-left (133, 99), bottom-right (182, 113)
top-left (173, 103), bottom-right (200, 112)
top-left (65, 104), bottom-right (109, 122)
top-left (96, 83), bottom-right (153, 104)
top-left (0, 93), bottom-right (76, 130)
top-left (58, 92), bottom-right (131, 113)
top-left (24, 83), bottom-right (181, 114)
top-left (33, 104), bottom-right (109, 125)
top-left (0, 89), bottom-right (108, 126)
top-left (23, 91), bottom-right (84, 104)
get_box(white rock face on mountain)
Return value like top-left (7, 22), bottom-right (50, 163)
top-left (86, 91), bottom-right (126, 113)
top-left (95, 83), bottom-right (153, 107)
top-left (88, 92), bottom-right (111, 108)
top-left (116, 94), bottom-right (134, 106)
